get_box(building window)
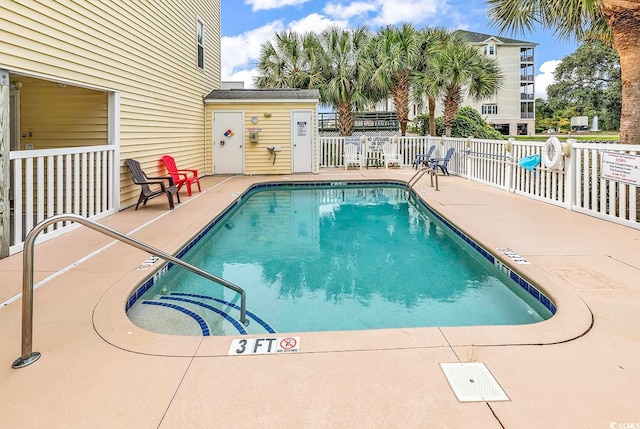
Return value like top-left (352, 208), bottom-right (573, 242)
top-left (517, 124), bottom-right (528, 135)
top-left (493, 124), bottom-right (510, 135)
top-left (197, 19), bottom-right (205, 70)
top-left (484, 45), bottom-right (496, 56)
top-left (482, 105), bottom-right (498, 115)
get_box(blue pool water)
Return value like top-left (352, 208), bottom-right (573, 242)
top-left (127, 184), bottom-right (553, 336)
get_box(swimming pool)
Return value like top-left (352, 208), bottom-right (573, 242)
top-left (127, 182), bottom-right (554, 336)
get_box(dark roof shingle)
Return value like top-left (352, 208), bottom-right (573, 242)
top-left (455, 29), bottom-right (537, 46)
top-left (205, 88), bottom-right (320, 101)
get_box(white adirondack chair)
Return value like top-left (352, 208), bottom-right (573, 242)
top-left (343, 143), bottom-right (362, 169)
top-left (381, 142), bottom-right (402, 169)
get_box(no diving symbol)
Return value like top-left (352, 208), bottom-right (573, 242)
top-left (280, 337), bottom-right (297, 350)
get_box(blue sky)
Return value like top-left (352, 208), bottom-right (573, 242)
top-left (220, 0), bottom-right (578, 98)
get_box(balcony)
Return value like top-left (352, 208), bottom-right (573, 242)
top-left (520, 75), bottom-right (534, 82)
top-left (520, 112), bottom-right (535, 119)
top-left (520, 93), bottom-right (534, 100)
top-left (520, 55), bottom-right (534, 63)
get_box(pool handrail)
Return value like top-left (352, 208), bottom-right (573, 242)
top-left (407, 166), bottom-right (439, 191)
top-left (12, 213), bottom-right (248, 369)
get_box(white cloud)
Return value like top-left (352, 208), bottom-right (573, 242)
top-left (221, 14), bottom-right (347, 88)
top-left (221, 21), bottom-right (285, 88)
top-left (288, 13), bottom-right (348, 33)
top-left (373, 0), bottom-right (442, 25)
top-left (246, 0), bottom-right (311, 12)
top-left (323, 0), bottom-right (444, 26)
top-left (535, 60), bottom-right (560, 99)
top-left (323, 2), bottom-right (378, 20)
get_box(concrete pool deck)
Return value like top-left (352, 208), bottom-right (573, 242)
top-left (0, 169), bottom-right (638, 428)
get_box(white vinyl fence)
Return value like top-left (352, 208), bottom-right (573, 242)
top-left (9, 145), bottom-right (118, 253)
top-left (320, 135), bottom-right (640, 229)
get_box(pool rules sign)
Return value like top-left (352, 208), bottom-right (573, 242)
top-left (228, 337), bottom-right (300, 355)
top-left (601, 152), bottom-right (640, 186)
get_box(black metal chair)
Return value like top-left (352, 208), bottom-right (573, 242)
top-left (125, 159), bottom-right (180, 210)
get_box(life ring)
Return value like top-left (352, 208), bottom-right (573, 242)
top-left (542, 136), bottom-right (563, 169)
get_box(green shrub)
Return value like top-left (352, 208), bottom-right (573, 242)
top-left (434, 107), bottom-right (505, 139)
top-left (412, 114), bottom-right (430, 136)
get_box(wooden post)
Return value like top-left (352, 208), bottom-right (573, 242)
top-left (0, 70), bottom-right (10, 258)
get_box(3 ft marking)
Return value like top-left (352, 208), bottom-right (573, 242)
top-left (228, 337), bottom-right (300, 355)
top-left (496, 248), bottom-right (530, 264)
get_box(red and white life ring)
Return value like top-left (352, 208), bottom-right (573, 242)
top-left (542, 136), bottom-right (563, 169)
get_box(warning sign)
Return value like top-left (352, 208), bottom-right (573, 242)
top-left (601, 152), bottom-right (640, 186)
top-left (228, 336), bottom-right (300, 355)
top-left (279, 337), bottom-right (297, 351)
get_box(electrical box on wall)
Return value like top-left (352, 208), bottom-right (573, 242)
top-left (249, 131), bottom-right (259, 143)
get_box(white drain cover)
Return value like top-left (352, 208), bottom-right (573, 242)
top-left (440, 362), bottom-right (510, 402)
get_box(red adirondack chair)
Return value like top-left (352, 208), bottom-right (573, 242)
top-left (161, 155), bottom-right (202, 196)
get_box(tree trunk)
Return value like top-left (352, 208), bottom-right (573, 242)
top-left (605, 5), bottom-right (640, 146)
top-left (604, 4), bottom-right (640, 218)
top-left (337, 103), bottom-right (355, 136)
top-left (393, 72), bottom-right (409, 136)
top-left (428, 97), bottom-right (436, 136)
top-left (443, 89), bottom-right (461, 137)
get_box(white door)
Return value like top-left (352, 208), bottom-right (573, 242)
top-left (213, 111), bottom-right (244, 174)
top-left (292, 110), bottom-right (313, 173)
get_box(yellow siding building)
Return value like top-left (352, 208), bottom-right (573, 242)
top-left (205, 90), bottom-right (320, 175)
top-left (1, 0), bottom-right (220, 208)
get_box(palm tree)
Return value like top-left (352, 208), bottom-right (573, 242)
top-left (486, 0), bottom-right (638, 145)
top-left (313, 25), bottom-right (376, 136)
top-left (412, 28), bottom-right (462, 136)
top-left (423, 39), bottom-right (503, 136)
top-left (254, 30), bottom-right (320, 89)
top-left (370, 24), bottom-right (421, 136)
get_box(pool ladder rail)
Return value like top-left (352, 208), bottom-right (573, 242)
top-left (407, 166), bottom-right (439, 192)
top-left (12, 213), bottom-right (248, 369)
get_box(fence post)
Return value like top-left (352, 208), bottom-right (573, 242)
top-left (564, 139), bottom-right (576, 210)
top-left (465, 136), bottom-right (473, 180)
top-left (0, 70), bottom-right (9, 258)
top-left (505, 138), bottom-right (514, 192)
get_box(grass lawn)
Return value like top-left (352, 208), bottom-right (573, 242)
top-left (515, 133), bottom-right (620, 142)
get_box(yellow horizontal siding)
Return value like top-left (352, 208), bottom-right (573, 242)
top-left (18, 76), bottom-right (108, 150)
top-left (205, 102), bottom-right (317, 175)
top-left (1, 0), bottom-right (220, 208)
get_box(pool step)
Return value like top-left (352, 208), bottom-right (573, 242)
top-left (133, 292), bottom-right (275, 336)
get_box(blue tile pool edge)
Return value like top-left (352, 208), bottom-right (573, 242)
top-left (125, 180), bottom-right (556, 317)
top-left (409, 191), bottom-right (557, 316)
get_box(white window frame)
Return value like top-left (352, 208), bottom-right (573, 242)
top-left (197, 19), bottom-right (205, 70)
top-left (482, 105), bottom-right (498, 115)
top-left (484, 44), bottom-right (496, 56)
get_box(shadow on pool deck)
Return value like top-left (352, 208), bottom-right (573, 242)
top-left (0, 170), bottom-right (638, 428)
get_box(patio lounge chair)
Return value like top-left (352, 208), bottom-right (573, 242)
top-left (125, 159), bottom-right (180, 210)
top-left (161, 155), bottom-right (202, 196)
top-left (381, 142), bottom-right (402, 169)
top-left (412, 145), bottom-right (436, 169)
top-left (343, 143), bottom-right (362, 169)
top-left (429, 147), bottom-right (455, 175)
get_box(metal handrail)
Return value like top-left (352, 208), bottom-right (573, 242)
top-left (407, 167), bottom-right (429, 189)
top-left (12, 213), bottom-right (248, 369)
top-left (407, 166), bottom-right (439, 191)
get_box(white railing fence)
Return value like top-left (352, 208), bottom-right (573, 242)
top-left (9, 145), bottom-right (118, 254)
top-left (319, 136), bottom-right (640, 229)
top-left (5, 138), bottom-right (638, 254)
